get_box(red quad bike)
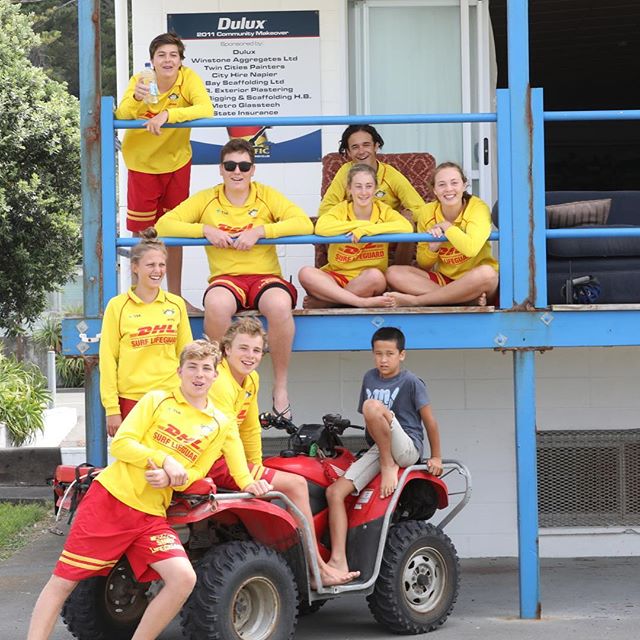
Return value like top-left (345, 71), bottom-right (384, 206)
top-left (52, 413), bottom-right (471, 640)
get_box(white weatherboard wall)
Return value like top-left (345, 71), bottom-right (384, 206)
top-left (128, 2), bottom-right (640, 558)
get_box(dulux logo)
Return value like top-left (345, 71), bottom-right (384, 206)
top-left (217, 17), bottom-right (266, 30)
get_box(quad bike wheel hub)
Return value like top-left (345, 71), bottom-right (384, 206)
top-left (403, 547), bottom-right (446, 613)
top-left (232, 576), bottom-right (280, 639)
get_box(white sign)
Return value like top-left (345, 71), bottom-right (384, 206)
top-left (168, 11), bottom-right (322, 163)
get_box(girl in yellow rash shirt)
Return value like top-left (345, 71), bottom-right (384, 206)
top-left (99, 227), bottom-right (193, 436)
top-left (298, 163), bottom-right (412, 309)
top-left (386, 162), bottom-right (499, 307)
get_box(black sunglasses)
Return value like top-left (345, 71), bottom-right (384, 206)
top-left (223, 161), bottom-right (253, 172)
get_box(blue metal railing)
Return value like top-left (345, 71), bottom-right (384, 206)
top-left (114, 112), bottom-right (497, 129)
top-left (116, 232), bottom-right (501, 247)
top-left (544, 109), bottom-right (640, 122)
top-left (102, 104), bottom-right (506, 305)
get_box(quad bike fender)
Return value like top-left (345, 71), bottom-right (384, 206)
top-left (169, 495), bottom-right (300, 552)
top-left (264, 447), bottom-right (356, 488)
top-left (348, 470), bottom-right (449, 528)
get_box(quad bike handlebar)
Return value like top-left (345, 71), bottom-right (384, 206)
top-left (259, 411), bottom-right (361, 435)
top-left (259, 412), bottom-right (364, 458)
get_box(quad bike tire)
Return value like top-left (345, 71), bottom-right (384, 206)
top-left (181, 540), bottom-right (299, 640)
top-left (367, 521), bottom-right (460, 634)
top-left (62, 558), bottom-right (152, 640)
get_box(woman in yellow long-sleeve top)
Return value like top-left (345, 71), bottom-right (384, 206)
top-left (299, 164), bottom-right (413, 308)
top-left (386, 162), bottom-right (499, 306)
top-left (99, 228), bottom-right (193, 436)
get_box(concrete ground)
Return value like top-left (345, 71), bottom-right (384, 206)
top-left (0, 520), bottom-right (638, 640)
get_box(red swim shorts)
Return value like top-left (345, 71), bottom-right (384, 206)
top-left (203, 274), bottom-right (298, 311)
top-left (207, 458), bottom-right (275, 490)
top-left (126, 161), bottom-right (191, 232)
top-left (54, 481), bottom-right (187, 583)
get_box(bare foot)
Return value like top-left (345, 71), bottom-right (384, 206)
top-left (477, 292), bottom-right (487, 306)
top-left (380, 463), bottom-right (400, 498)
top-left (326, 558), bottom-right (350, 575)
top-left (387, 291), bottom-right (419, 307)
top-left (318, 566), bottom-right (360, 587)
top-left (185, 301), bottom-right (203, 315)
top-left (302, 295), bottom-right (342, 310)
top-left (361, 294), bottom-right (396, 308)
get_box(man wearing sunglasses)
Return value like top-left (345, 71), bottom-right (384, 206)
top-left (156, 138), bottom-right (313, 420)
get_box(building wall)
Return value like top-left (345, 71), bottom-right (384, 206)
top-left (257, 346), bottom-right (640, 558)
top-left (128, 1), bottom-right (639, 558)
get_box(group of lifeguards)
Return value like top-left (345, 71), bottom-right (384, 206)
top-left (26, 32), bottom-right (495, 640)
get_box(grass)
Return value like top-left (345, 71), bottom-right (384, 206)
top-left (0, 502), bottom-right (52, 561)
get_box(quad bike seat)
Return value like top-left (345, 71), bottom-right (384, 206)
top-left (54, 465), bottom-right (216, 494)
top-left (179, 477), bottom-right (216, 495)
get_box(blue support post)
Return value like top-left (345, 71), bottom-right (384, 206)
top-left (496, 89), bottom-right (513, 309)
top-left (507, 0), bottom-right (537, 308)
top-left (530, 88), bottom-right (547, 306)
top-left (513, 350), bottom-right (541, 619)
top-left (101, 97), bottom-right (118, 306)
top-left (78, 0), bottom-right (107, 466)
top-left (506, 0), bottom-right (541, 618)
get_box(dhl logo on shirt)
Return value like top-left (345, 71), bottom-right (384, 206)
top-left (130, 324), bottom-right (178, 348)
top-left (131, 324), bottom-right (177, 337)
top-left (335, 242), bottom-right (385, 263)
top-left (438, 246), bottom-right (470, 266)
top-left (218, 223), bottom-right (254, 234)
top-left (152, 423), bottom-right (210, 463)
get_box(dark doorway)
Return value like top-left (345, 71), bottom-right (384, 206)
top-left (489, 0), bottom-right (640, 190)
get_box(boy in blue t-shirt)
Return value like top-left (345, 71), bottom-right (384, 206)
top-left (325, 326), bottom-right (442, 576)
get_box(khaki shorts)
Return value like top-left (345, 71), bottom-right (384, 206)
top-left (344, 416), bottom-right (421, 492)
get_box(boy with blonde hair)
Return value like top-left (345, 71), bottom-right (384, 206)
top-left (27, 340), bottom-right (269, 640)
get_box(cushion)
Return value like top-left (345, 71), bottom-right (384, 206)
top-left (545, 199), bottom-right (611, 229)
top-left (320, 152), bottom-right (436, 201)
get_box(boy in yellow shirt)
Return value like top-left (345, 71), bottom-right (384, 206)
top-left (116, 32), bottom-right (213, 310)
top-left (208, 318), bottom-right (358, 586)
top-left (27, 340), bottom-right (269, 640)
top-left (156, 138), bottom-right (313, 420)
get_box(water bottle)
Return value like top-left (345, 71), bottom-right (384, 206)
top-left (140, 62), bottom-right (159, 104)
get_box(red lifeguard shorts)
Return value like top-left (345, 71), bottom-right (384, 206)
top-left (425, 271), bottom-right (454, 287)
top-left (322, 269), bottom-right (350, 288)
top-left (126, 161), bottom-right (191, 232)
top-left (204, 274), bottom-right (298, 311)
top-left (54, 482), bottom-right (187, 583)
top-left (207, 458), bottom-right (275, 490)
top-left (119, 397), bottom-right (138, 420)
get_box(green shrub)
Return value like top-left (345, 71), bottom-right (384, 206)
top-left (32, 313), bottom-right (84, 388)
top-left (0, 355), bottom-right (51, 446)
top-left (56, 355), bottom-right (84, 388)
